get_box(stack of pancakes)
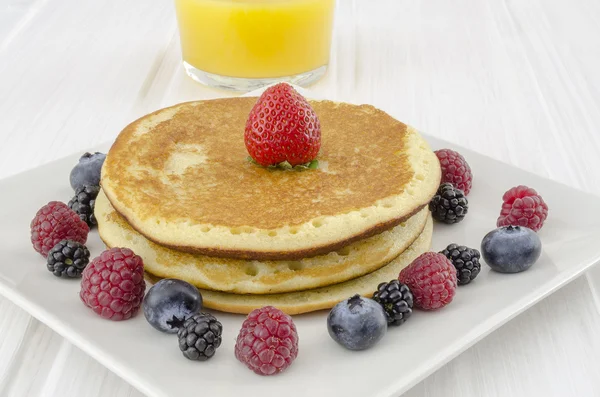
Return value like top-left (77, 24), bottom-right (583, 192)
top-left (96, 97), bottom-right (441, 314)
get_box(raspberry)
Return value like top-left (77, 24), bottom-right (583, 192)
top-left (30, 201), bottom-right (89, 257)
top-left (80, 248), bottom-right (146, 321)
top-left (398, 252), bottom-right (457, 310)
top-left (497, 185), bottom-right (548, 232)
top-left (435, 149), bottom-right (473, 195)
top-left (234, 306), bottom-right (299, 376)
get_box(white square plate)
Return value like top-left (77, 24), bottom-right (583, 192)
top-left (1, 88), bottom-right (600, 397)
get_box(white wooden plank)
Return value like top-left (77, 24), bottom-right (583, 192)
top-left (0, 0), bottom-right (176, 180)
top-left (0, 0), bottom-right (44, 49)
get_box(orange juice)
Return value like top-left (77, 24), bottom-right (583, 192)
top-left (174, 0), bottom-right (336, 79)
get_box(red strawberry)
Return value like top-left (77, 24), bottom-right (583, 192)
top-left (245, 83), bottom-right (321, 167)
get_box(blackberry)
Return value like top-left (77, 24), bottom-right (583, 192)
top-left (68, 185), bottom-right (100, 227)
top-left (372, 280), bottom-right (413, 326)
top-left (440, 243), bottom-right (481, 285)
top-left (429, 183), bottom-right (468, 224)
top-left (46, 240), bottom-right (90, 278)
top-left (178, 313), bottom-right (222, 361)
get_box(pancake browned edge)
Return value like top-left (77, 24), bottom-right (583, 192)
top-left (102, 97), bottom-right (441, 261)
top-left (145, 215), bottom-right (433, 315)
top-left (96, 188), bottom-right (429, 294)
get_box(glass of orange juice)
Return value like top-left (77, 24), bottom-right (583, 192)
top-left (173, 0), bottom-right (336, 91)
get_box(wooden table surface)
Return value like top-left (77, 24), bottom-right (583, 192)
top-left (2, 0), bottom-right (600, 396)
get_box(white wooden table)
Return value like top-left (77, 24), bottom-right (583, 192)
top-left (2, 0), bottom-right (600, 395)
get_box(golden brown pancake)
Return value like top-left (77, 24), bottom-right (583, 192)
top-left (101, 97), bottom-right (440, 260)
top-left (96, 189), bottom-right (429, 294)
top-left (144, 215), bottom-right (433, 315)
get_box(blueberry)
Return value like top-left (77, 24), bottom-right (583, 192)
top-left (70, 152), bottom-right (106, 191)
top-left (481, 225), bottom-right (542, 273)
top-left (143, 279), bottom-right (203, 333)
top-left (327, 294), bottom-right (387, 351)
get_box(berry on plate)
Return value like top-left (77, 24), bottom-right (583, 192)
top-left (372, 280), bottom-right (413, 326)
top-left (244, 83), bottom-right (321, 167)
top-left (327, 294), bottom-right (387, 350)
top-left (235, 306), bottom-right (299, 376)
top-left (429, 183), bottom-right (468, 224)
top-left (30, 201), bottom-right (89, 257)
top-left (399, 252), bottom-right (457, 310)
top-left (435, 149), bottom-right (473, 195)
top-left (46, 240), bottom-right (90, 278)
top-left (178, 313), bottom-right (222, 361)
top-left (80, 247), bottom-right (146, 321)
top-left (143, 279), bottom-right (203, 333)
top-left (481, 225), bottom-right (542, 273)
top-left (440, 243), bottom-right (481, 285)
top-left (68, 185), bottom-right (100, 227)
top-left (497, 185), bottom-right (548, 232)
top-left (70, 152), bottom-right (106, 191)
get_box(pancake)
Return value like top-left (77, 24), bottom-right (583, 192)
top-left (101, 97), bottom-right (440, 260)
top-left (145, 214), bottom-right (433, 315)
top-left (96, 189), bottom-right (429, 294)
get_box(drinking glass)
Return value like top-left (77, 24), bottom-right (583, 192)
top-left (174, 0), bottom-right (336, 91)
